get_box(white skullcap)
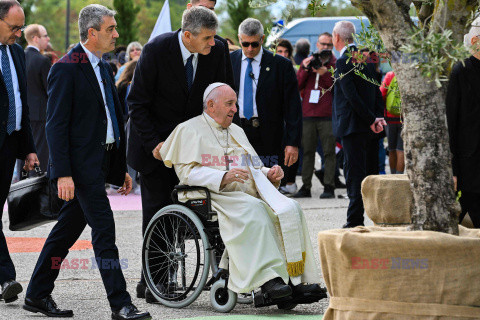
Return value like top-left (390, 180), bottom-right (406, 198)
top-left (203, 82), bottom-right (229, 103)
top-left (464, 17), bottom-right (480, 48)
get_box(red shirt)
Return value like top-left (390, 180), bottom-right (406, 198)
top-left (380, 71), bottom-right (402, 124)
top-left (297, 56), bottom-right (336, 118)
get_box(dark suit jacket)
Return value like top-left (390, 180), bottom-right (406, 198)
top-left (215, 35), bottom-right (235, 91)
top-left (332, 46), bottom-right (383, 138)
top-left (231, 48), bottom-right (302, 157)
top-left (446, 56), bottom-right (480, 192)
top-left (127, 30), bottom-right (227, 174)
top-left (0, 43), bottom-right (36, 159)
top-left (46, 44), bottom-right (126, 186)
top-left (25, 46), bottom-right (51, 122)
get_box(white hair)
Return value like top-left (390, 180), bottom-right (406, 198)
top-left (203, 86), bottom-right (225, 110)
top-left (333, 20), bottom-right (356, 43)
top-left (464, 17), bottom-right (480, 49)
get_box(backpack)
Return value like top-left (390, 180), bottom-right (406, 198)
top-left (386, 76), bottom-right (401, 116)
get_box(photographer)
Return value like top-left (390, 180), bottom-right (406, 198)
top-left (293, 32), bottom-right (337, 199)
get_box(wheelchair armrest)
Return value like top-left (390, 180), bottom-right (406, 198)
top-left (171, 185), bottom-right (214, 215)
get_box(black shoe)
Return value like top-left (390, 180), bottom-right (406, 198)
top-left (23, 295), bottom-right (73, 317)
top-left (292, 186), bottom-right (311, 198)
top-left (320, 186), bottom-right (335, 199)
top-left (261, 277), bottom-right (292, 300)
top-left (1, 280), bottom-right (22, 303)
top-left (136, 282), bottom-right (146, 299)
top-left (314, 169), bottom-right (325, 186)
top-left (292, 283), bottom-right (328, 299)
top-left (112, 304), bottom-right (151, 320)
top-left (342, 223), bottom-right (365, 228)
top-left (335, 177), bottom-right (346, 189)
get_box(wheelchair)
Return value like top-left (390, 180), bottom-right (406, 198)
top-left (141, 185), bottom-right (325, 313)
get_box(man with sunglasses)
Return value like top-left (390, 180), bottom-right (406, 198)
top-left (231, 18), bottom-right (302, 178)
top-left (0, 0), bottom-right (38, 304)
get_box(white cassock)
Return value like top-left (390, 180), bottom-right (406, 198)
top-left (160, 113), bottom-right (320, 293)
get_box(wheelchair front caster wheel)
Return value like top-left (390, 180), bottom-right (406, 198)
top-left (210, 279), bottom-right (237, 313)
top-left (277, 301), bottom-right (297, 310)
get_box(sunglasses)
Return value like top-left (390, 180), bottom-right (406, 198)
top-left (241, 41), bottom-right (260, 48)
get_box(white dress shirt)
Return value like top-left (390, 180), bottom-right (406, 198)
top-left (178, 31), bottom-right (199, 80)
top-left (237, 49), bottom-right (262, 119)
top-left (80, 42), bottom-right (115, 144)
top-left (339, 43), bottom-right (357, 57)
top-left (0, 42), bottom-right (22, 131)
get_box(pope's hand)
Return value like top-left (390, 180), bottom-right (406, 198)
top-left (118, 173), bottom-right (132, 196)
top-left (267, 165), bottom-right (284, 183)
top-left (220, 168), bottom-right (249, 189)
top-left (58, 176), bottom-right (75, 201)
top-left (152, 141), bottom-right (164, 161)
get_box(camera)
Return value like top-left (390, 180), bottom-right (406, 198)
top-left (308, 49), bottom-right (333, 70)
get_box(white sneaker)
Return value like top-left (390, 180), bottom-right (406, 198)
top-left (134, 186), bottom-right (141, 195)
top-left (279, 183), bottom-right (297, 195)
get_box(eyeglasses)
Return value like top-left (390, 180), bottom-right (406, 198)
top-left (0, 18), bottom-right (26, 33)
top-left (241, 41), bottom-right (260, 48)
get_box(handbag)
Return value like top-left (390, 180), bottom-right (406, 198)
top-left (7, 164), bottom-right (64, 231)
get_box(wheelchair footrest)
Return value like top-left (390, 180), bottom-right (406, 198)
top-left (253, 289), bottom-right (293, 308)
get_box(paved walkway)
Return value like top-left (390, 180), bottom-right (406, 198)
top-left (1, 175), bottom-right (372, 319)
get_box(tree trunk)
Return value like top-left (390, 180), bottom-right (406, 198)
top-left (350, 0), bottom-right (475, 234)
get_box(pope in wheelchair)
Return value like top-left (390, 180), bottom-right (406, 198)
top-left (143, 83), bottom-right (326, 312)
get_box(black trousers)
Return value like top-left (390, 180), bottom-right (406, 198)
top-left (459, 191), bottom-right (480, 228)
top-left (26, 150), bottom-right (131, 311)
top-left (342, 132), bottom-right (369, 227)
top-left (31, 121), bottom-right (49, 173)
top-left (139, 163), bottom-right (178, 285)
top-left (0, 131), bottom-right (19, 284)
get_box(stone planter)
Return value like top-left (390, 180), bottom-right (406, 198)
top-left (361, 174), bottom-right (474, 228)
top-left (318, 226), bottom-right (480, 319)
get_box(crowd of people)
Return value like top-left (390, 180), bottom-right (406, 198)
top-left (0, 0), bottom-right (479, 318)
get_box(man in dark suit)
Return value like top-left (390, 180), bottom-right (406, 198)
top-left (187, 0), bottom-right (234, 89)
top-left (446, 23), bottom-right (480, 228)
top-left (24, 5), bottom-right (150, 320)
top-left (0, 0), bottom-right (38, 304)
top-left (331, 21), bottom-right (385, 228)
top-left (127, 6), bottom-right (227, 301)
top-left (230, 18), bottom-right (302, 173)
top-left (23, 23), bottom-right (51, 172)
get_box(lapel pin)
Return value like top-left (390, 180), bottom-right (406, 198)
top-left (266, 67), bottom-right (270, 71)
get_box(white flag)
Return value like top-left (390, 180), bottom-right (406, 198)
top-left (148, 0), bottom-right (172, 42)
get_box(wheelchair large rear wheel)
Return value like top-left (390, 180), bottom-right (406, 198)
top-left (142, 204), bottom-right (211, 308)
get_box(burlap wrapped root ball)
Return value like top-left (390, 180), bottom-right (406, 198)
top-left (318, 226), bottom-right (480, 320)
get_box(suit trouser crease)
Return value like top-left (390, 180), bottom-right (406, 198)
top-left (26, 151), bottom-right (131, 310)
top-left (342, 132), bottom-right (369, 226)
top-left (301, 120), bottom-right (336, 190)
top-left (0, 132), bottom-right (19, 283)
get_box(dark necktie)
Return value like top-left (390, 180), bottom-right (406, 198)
top-left (1, 45), bottom-right (16, 135)
top-left (99, 61), bottom-right (120, 147)
top-left (243, 58), bottom-right (254, 120)
top-left (185, 54), bottom-right (194, 91)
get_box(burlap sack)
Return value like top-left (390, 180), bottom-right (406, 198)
top-left (318, 226), bottom-right (480, 320)
top-left (361, 174), bottom-right (412, 226)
